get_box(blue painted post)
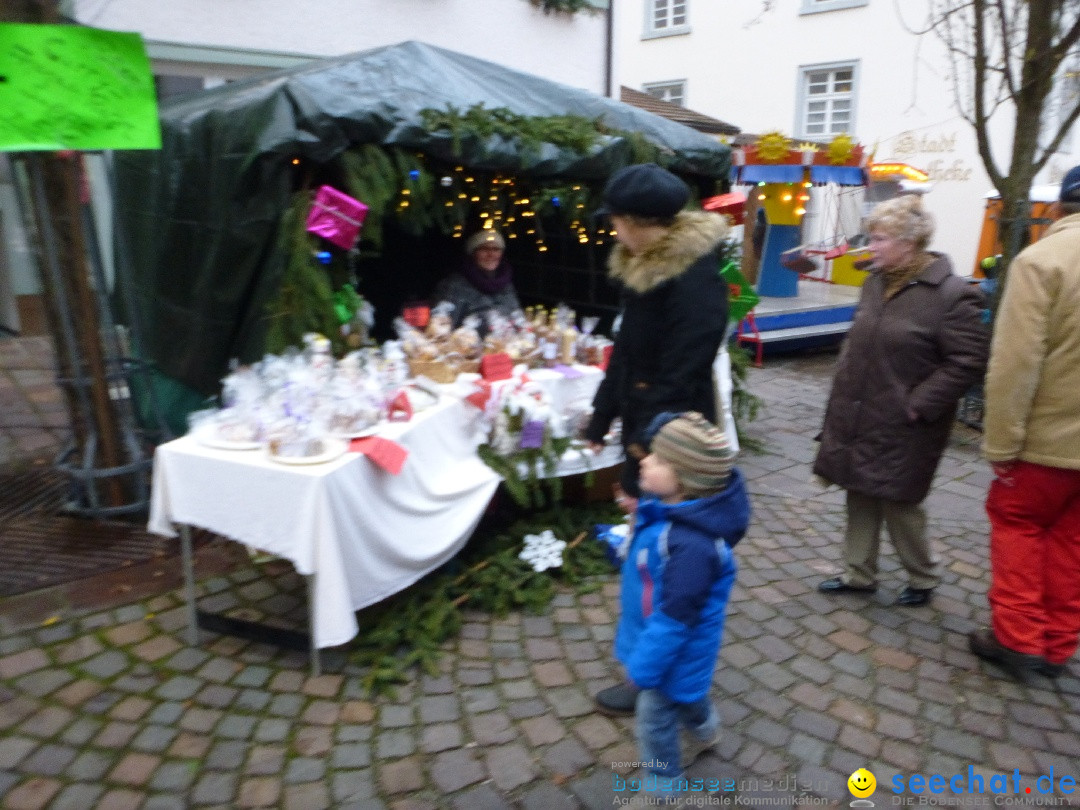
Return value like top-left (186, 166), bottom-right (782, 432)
top-left (757, 223), bottom-right (800, 298)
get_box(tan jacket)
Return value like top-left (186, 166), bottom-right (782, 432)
top-left (983, 213), bottom-right (1080, 469)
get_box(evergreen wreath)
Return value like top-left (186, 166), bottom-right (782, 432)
top-left (528, 0), bottom-right (602, 14)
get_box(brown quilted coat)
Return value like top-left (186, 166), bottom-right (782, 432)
top-left (813, 253), bottom-right (989, 503)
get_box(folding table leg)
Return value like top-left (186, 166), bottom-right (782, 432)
top-left (306, 574), bottom-right (322, 678)
top-left (180, 528), bottom-right (321, 676)
top-left (179, 524), bottom-right (200, 647)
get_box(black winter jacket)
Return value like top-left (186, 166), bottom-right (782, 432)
top-left (584, 211), bottom-right (730, 453)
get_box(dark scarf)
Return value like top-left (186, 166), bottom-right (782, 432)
top-left (460, 256), bottom-right (513, 295)
top-left (881, 252), bottom-right (933, 300)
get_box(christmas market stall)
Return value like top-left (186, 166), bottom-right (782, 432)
top-left (117, 42), bottom-right (736, 669)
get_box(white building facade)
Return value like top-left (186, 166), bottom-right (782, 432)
top-left (614, 0), bottom-right (1080, 275)
top-left (69, 0), bottom-right (612, 94)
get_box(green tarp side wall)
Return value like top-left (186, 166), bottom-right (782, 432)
top-left (112, 40), bottom-right (731, 400)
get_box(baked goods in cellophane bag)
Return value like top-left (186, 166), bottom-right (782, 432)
top-left (186, 366), bottom-right (267, 450)
top-left (478, 305), bottom-right (613, 371)
top-left (315, 352), bottom-right (386, 439)
top-left (185, 334), bottom-right (413, 463)
top-left (484, 310), bottom-right (541, 368)
top-left (259, 349), bottom-right (341, 462)
top-left (397, 303), bottom-right (482, 383)
top-left (575, 315), bottom-right (612, 366)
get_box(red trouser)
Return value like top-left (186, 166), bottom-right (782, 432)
top-left (986, 461), bottom-right (1080, 665)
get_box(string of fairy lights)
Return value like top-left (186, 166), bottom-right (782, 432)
top-left (388, 158), bottom-right (614, 253)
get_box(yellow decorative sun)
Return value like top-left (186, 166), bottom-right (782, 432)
top-left (756, 131), bottom-right (791, 162)
top-left (848, 768), bottom-right (877, 798)
top-left (827, 133), bottom-right (856, 165)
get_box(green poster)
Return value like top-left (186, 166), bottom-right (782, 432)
top-left (0, 23), bottom-right (161, 151)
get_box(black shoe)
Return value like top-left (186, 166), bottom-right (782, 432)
top-left (968, 628), bottom-right (1045, 677)
top-left (896, 586), bottom-right (933, 607)
top-left (594, 682), bottom-right (639, 716)
top-left (818, 577), bottom-right (877, 594)
top-left (1037, 661), bottom-right (1067, 678)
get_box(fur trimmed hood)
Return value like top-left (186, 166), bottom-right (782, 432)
top-left (608, 211), bottom-right (730, 294)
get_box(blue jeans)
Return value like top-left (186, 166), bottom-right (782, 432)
top-left (636, 688), bottom-right (718, 780)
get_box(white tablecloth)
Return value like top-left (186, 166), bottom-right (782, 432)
top-left (148, 366), bottom-right (619, 649)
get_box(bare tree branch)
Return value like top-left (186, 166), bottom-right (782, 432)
top-left (926, 0), bottom-right (1080, 289)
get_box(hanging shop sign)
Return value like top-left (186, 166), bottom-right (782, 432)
top-left (0, 23), bottom-right (161, 151)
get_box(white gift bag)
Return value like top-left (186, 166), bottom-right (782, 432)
top-left (712, 343), bottom-right (740, 454)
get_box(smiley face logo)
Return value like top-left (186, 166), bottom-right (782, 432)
top-left (848, 768), bottom-right (877, 798)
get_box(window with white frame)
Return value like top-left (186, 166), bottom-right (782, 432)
top-left (644, 0), bottom-right (689, 38)
top-left (643, 81), bottom-right (686, 107)
top-left (797, 62), bottom-right (858, 138)
top-left (800, 0), bottom-right (868, 14)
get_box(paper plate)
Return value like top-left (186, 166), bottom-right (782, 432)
top-left (267, 438), bottom-right (348, 466)
top-left (331, 423), bottom-right (383, 441)
top-left (193, 431), bottom-right (263, 451)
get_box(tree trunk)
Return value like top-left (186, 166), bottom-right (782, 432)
top-left (989, 0), bottom-right (1059, 302)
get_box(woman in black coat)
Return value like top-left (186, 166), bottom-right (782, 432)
top-left (813, 194), bottom-right (987, 607)
top-left (583, 164), bottom-right (731, 503)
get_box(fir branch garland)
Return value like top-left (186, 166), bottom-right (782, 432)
top-left (419, 103), bottom-right (664, 170)
top-left (475, 434), bottom-right (573, 510)
top-left (263, 194), bottom-right (343, 356)
top-left (338, 145), bottom-right (400, 251)
top-left (729, 343), bottom-right (764, 453)
top-left (714, 239), bottom-right (765, 452)
top-left (419, 103), bottom-right (603, 163)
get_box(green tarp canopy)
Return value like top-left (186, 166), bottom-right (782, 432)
top-left (112, 40), bottom-right (731, 410)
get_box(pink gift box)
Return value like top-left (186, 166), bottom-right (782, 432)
top-left (305, 185), bottom-right (369, 250)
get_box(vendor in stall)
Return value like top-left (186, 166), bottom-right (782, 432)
top-left (432, 229), bottom-right (522, 328)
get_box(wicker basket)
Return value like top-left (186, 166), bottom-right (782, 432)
top-left (408, 358), bottom-right (480, 384)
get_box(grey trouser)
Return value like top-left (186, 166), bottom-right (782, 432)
top-left (843, 490), bottom-right (939, 590)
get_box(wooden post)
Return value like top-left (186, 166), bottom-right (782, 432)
top-left (3, 1), bottom-right (129, 507)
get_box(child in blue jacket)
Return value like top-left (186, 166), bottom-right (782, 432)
top-left (616, 411), bottom-right (751, 796)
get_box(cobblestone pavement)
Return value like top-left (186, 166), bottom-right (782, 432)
top-left (2, 348), bottom-right (1079, 809)
top-left (0, 335), bottom-right (67, 470)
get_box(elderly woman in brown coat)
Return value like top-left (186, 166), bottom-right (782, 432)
top-left (814, 195), bottom-right (988, 607)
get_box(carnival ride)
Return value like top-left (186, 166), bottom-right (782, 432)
top-left (725, 132), bottom-right (931, 363)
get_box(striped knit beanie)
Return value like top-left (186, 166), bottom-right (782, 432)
top-left (649, 411), bottom-right (736, 499)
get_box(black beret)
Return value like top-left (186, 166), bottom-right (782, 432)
top-left (595, 163), bottom-right (691, 219)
